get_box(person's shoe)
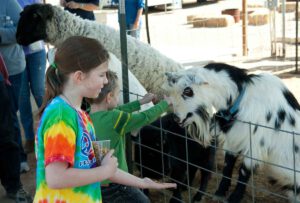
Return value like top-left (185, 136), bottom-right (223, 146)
top-left (24, 140), bottom-right (35, 153)
top-left (7, 187), bottom-right (33, 203)
top-left (20, 162), bottom-right (30, 173)
top-left (16, 187), bottom-right (33, 203)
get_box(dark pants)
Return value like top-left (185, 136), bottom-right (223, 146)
top-left (0, 77), bottom-right (21, 194)
top-left (101, 183), bottom-right (150, 203)
top-left (7, 72), bottom-right (27, 162)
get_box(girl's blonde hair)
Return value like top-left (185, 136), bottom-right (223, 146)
top-left (38, 36), bottom-right (109, 117)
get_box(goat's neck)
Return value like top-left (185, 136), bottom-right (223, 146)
top-left (199, 69), bottom-right (239, 111)
top-left (214, 85), bottom-right (240, 112)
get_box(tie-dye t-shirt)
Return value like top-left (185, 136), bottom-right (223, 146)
top-left (34, 96), bottom-right (101, 203)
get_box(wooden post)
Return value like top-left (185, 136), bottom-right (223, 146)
top-left (242, 0), bottom-right (248, 56)
top-left (281, 0), bottom-right (286, 58)
top-left (296, 0), bottom-right (299, 73)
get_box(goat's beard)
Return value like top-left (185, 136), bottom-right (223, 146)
top-left (187, 118), bottom-right (212, 148)
top-left (186, 106), bottom-right (223, 148)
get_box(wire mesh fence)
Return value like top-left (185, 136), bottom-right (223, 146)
top-left (128, 103), bottom-right (300, 202)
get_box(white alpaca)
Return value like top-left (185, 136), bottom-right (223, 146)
top-left (163, 63), bottom-right (300, 202)
top-left (16, 4), bottom-right (183, 97)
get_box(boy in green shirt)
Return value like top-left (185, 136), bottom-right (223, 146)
top-left (88, 71), bottom-right (172, 203)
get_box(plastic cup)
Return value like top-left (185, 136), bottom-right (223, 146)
top-left (92, 140), bottom-right (110, 166)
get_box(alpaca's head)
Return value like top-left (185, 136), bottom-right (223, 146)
top-left (16, 4), bottom-right (53, 46)
top-left (163, 69), bottom-right (215, 146)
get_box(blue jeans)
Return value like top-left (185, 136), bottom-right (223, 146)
top-left (19, 50), bottom-right (46, 141)
top-left (8, 72), bottom-right (27, 162)
top-left (101, 183), bottom-right (150, 203)
top-left (127, 23), bottom-right (141, 40)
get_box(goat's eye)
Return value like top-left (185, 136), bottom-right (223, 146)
top-left (183, 87), bottom-right (194, 97)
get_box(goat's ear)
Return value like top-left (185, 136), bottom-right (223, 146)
top-left (165, 72), bottom-right (180, 85)
top-left (165, 72), bottom-right (174, 83)
top-left (186, 73), bottom-right (208, 86)
top-left (165, 72), bottom-right (173, 79)
top-left (36, 4), bottom-right (54, 20)
top-left (186, 73), bottom-right (196, 84)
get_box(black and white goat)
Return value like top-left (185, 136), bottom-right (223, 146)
top-left (163, 63), bottom-right (300, 202)
top-left (134, 113), bottom-right (216, 203)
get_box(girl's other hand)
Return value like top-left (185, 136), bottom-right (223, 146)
top-left (139, 93), bottom-right (156, 105)
top-left (101, 150), bottom-right (118, 177)
top-left (142, 177), bottom-right (177, 189)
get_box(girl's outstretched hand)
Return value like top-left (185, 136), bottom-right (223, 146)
top-left (101, 150), bottom-right (118, 178)
top-left (142, 177), bottom-right (177, 189)
top-left (139, 93), bottom-right (156, 105)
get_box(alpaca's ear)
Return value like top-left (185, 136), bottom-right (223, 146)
top-left (36, 4), bottom-right (54, 20)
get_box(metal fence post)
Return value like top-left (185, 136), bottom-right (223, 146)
top-left (118, 0), bottom-right (132, 173)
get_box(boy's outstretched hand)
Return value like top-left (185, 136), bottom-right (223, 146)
top-left (139, 93), bottom-right (156, 105)
top-left (142, 177), bottom-right (177, 189)
top-left (163, 95), bottom-right (173, 106)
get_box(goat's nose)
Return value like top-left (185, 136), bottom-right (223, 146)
top-left (173, 114), bottom-right (180, 123)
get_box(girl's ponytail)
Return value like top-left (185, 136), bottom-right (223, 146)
top-left (38, 63), bottom-right (62, 117)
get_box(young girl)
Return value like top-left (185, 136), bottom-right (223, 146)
top-left (88, 71), bottom-right (173, 203)
top-left (35, 36), bottom-right (175, 203)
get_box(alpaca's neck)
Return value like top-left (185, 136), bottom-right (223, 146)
top-left (47, 6), bottom-right (89, 46)
top-left (47, 5), bottom-right (183, 96)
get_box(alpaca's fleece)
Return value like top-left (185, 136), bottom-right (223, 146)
top-left (16, 4), bottom-right (183, 96)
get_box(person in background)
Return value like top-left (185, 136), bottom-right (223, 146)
top-left (17, 0), bottom-right (47, 154)
top-left (125, 0), bottom-right (144, 40)
top-left (0, 0), bottom-right (29, 173)
top-left (88, 71), bottom-right (173, 203)
top-left (60, 0), bottom-right (99, 20)
top-left (35, 36), bottom-right (175, 203)
top-left (0, 54), bottom-right (32, 203)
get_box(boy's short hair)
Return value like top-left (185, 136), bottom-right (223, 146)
top-left (87, 70), bottom-right (119, 104)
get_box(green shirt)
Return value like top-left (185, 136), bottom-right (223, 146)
top-left (90, 100), bottom-right (169, 184)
